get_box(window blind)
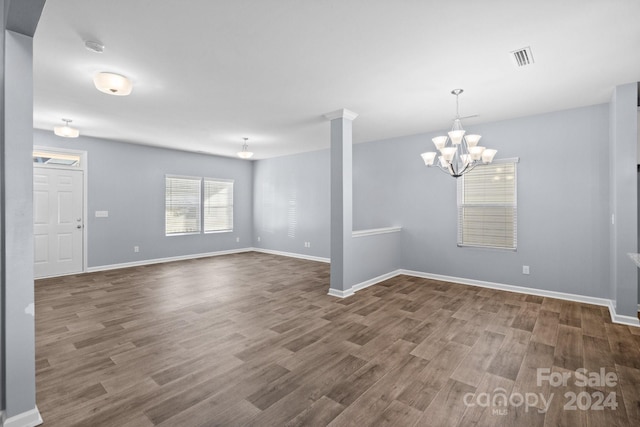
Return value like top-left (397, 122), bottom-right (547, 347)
top-left (204, 179), bottom-right (233, 232)
top-left (457, 161), bottom-right (517, 250)
top-left (165, 176), bottom-right (201, 235)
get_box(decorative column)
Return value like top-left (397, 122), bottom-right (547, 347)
top-left (324, 109), bottom-right (358, 297)
top-left (1, 1), bottom-right (46, 425)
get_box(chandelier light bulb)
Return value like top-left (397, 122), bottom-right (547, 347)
top-left (422, 89), bottom-right (497, 177)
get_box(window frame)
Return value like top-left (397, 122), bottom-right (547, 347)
top-left (203, 178), bottom-right (234, 234)
top-left (165, 175), bottom-right (235, 237)
top-left (165, 175), bottom-right (203, 236)
top-left (456, 158), bottom-right (519, 251)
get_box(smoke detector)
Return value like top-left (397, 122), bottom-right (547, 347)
top-left (85, 40), bottom-right (104, 53)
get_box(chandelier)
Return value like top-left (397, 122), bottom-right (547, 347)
top-left (421, 89), bottom-right (497, 177)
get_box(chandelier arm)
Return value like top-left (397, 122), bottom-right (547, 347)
top-left (433, 163), bottom-right (455, 177)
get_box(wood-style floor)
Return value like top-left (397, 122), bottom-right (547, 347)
top-left (35, 252), bottom-right (640, 426)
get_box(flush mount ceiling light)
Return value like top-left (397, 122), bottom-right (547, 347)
top-left (421, 89), bottom-right (497, 178)
top-left (53, 119), bottom-right (79, 138)
top-left (93, 72), bottom-right (132, 96)
top-left (237, 137), bottom-right (254, 159)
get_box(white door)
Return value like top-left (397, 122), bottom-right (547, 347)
top-left (33, 167), bottom-right (84, 278)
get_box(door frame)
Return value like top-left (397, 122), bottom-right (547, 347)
top-left (33, 146), bottom-right (88, 275)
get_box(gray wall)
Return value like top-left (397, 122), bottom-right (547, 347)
top-left (253, 104), bottom-right (613, 300)
top-left (253, 149), bottom-right (330, 259)
top-left (2, 0), bottom-right (46, 418)
top-left (3, 30), bottom-right (37, 419)
top-left (609, 83), bottom-right (638, 316)
top-left (403, 104), bottom-right (611, 298)
top-left (34, 130), bottom-right (254, 268)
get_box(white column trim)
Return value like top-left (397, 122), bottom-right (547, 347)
top-left (324, 109), bottom-right (359, 121)
top-left (2, 406), bottom-right (42, 427)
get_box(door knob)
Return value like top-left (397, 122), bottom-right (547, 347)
top-left (77, 225), bottom-right (82, 229)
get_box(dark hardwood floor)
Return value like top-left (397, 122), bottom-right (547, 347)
top-left (35, 252), bottom-right (640, 426)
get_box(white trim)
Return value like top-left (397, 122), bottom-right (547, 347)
top-left (324, 266), bottom-right (639, 328)
top-left (251, 247), bottom-right (330, 263)
top-left (352, 226), bottom-right (402, 238)
top-left (400, 269), bottom-right (639, 327)
top-left (352, 269), bottom-right (402, 292)
top-left (608, 300), bottom-right (640, 327)
top-left (33, 146), bottom-right (89, 275)
top-left (327, 270), bottom-right (401, 298)
top-left (327, 288), bottom-right (355, 298)
top-left (85, 248), bottom-right (253, 273)
top-left (2, 406), bottom-right (42, 427)
top-left (401, 270), bottom-right (611, 307)
top-left (323, 109), bottom-right (359, 121)
top-left (492, 157), bottom-right (520, 164)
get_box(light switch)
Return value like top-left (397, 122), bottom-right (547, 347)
top-left (95, 210), bottom-right (109, 218)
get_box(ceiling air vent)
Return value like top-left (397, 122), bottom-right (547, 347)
top-left (510, 46), bottom-right (534, 68)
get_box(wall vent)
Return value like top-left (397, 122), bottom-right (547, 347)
top-left (510, 46), bottom-right (534, 68)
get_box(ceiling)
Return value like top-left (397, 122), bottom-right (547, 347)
top-left (33, 0), bottom-right (640, 159)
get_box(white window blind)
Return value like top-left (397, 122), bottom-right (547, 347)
top-left (457, 160), bottom-right (518, 250)
top-left (204, 179), bottom-right (234, 232)
top-left (165, 176), bottom-right (201, 235)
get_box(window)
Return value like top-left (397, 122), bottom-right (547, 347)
top-left (457, 159), bottom-right (518, 250)
top-left (33, 150), bottom-right (81, 167)
top-left (165, 175), bottom-right (234, 236)
top-left (204, 179), bottom-right (233, 232)
top-left (166, 176), bottom-right (202, 235)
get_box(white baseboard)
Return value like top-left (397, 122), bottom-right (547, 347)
top-left (86, 248), bottom-right (253, 273)
top-left (609, 301), bottom-right (640, 327)
top-left (327, 269), bottom-right (401, 298)
top-left (251, 247), bottom-right (330, 263)
top-left (3, 406), bottom-right (42, 427)
top-left (63, 248), bottom-right (640, 328)
top-left (353, 269), bottom-right (402, 292)
top-left (402, 269), bottom-right (612, 307)
top-left (325, 267), bottom-right (639, 328)
top-left (400, 269), bottom-right (639, 327)
top-left (327, 288), bottom-right (355, 298)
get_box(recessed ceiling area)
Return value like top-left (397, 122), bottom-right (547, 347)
top-left (33, 0), bottom-right (640, 159)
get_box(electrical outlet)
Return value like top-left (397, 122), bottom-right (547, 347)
top-left (236, 237), bottom-right (240, 242)
top-left (523, 265), bottom-right (530, 275)
top-left (257, 236), bottom-right (261, 242)
top-left (134, 246), bottom-right (139, 253)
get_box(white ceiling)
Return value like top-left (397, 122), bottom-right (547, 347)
top-left (33, 0), bottom-right (640, 159)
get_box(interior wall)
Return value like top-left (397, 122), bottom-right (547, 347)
top-left (33, 130), bottom-right (254, 269)
top-left (253, 103), bottom-right (612, 300)
top-left (404, 104), bottom-right (611, 299)
top-left (253, 149), bottom-right (330, 259)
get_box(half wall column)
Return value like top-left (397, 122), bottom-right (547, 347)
top-left (325, 109), bottom-right (358, 297)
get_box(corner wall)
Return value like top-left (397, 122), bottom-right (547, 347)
top-left (252, 149), bottom-right (330, 259)
top-left (253, 103), bottom-right (613, 302)
top-left (33, 130), bottom-right (254, 269)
